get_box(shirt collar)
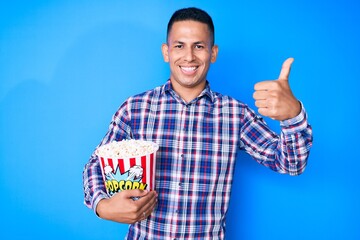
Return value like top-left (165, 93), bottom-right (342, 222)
top-left (162, 79), bottom-right (215, 103)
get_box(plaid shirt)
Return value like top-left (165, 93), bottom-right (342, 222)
top-left (83, 80), bottom-right (313, 239)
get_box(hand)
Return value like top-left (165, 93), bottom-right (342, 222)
top-left (253, 58), bottom-right (301, 120)
top-left (96, 189), bottom-right (158, 224)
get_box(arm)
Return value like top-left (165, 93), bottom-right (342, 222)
top-left (83, 153), bottom-right (109, 213)
top-left (83, 105), bottom-right (130, 213)
top-left (242, 58), bottom-right (313, 175)
top-left (240, 103), bottom-right (313, 175)
top-left (82, 102), bottom-right (158, 222)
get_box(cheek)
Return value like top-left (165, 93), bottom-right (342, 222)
top-left (172, 56), bottom-right (183, 66)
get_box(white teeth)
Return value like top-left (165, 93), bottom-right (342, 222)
top-left (181, 66), bottom-right (197, 72)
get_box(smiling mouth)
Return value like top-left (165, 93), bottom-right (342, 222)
top-left (180, 66), bottom-right (198, 74)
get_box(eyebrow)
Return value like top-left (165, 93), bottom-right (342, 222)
top-left (172, 40), bottom-right (207, 45)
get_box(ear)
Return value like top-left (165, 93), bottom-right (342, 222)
top-left (161, 43), bottom-right (169, 62)
top-left (210, 45), bottom-right (219, 63)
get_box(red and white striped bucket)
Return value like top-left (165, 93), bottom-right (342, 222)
top-left (96, 141), bottom-right (159, 197)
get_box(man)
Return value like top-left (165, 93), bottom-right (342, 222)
top-left (83, 7), bottom-right (313, 239)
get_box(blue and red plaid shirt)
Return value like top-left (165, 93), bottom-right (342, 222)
top-left (83, 80), bottom-right (313, 239)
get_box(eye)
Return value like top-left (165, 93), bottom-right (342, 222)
top-left (174, 45), bottom-right (183, 49)
top-left (194, 45), bottom-right (205, 50)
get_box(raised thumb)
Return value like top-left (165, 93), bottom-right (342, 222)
top-left (278, 57), bottom-right (294, 80)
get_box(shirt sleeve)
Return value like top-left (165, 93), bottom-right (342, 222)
top-left (82, 102), bottom-right (132, 213)
top-left (240, 102), bottom-right (313, 176)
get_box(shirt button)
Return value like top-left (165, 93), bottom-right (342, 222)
top-left (181, 154), bottom-right (184, 158)
top-left (178, 182), bottom-right (182, 187)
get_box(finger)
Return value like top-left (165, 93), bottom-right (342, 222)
top-left (136, 191), bottom-right (158, 220)
top-left (136, 191), bottom-right (157, 209)
top-left (253, 90), bottom-right (268, 100)
top-left (278, 57), bottom-right (294, 80)
top-left (136, 190), bottom-right (156, 202)
top-left (144, 194), bottom-right (158, 217)
top-left (258, 107), bottom-right (271, 117)
top-left (254, 81), bottom-right (273, 91)
top-left (121, 189), bottom-right (150, 199)
top-left (255, 100), bottom-right (268, 108)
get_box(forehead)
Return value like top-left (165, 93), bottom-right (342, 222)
top-left (168, 20), bottom-right (211, 43)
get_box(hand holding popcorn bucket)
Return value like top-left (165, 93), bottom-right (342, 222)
top-left (96, 140), bottom-right (159, 197)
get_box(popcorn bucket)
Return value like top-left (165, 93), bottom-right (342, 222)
top-left (96, 140), bottom-right (159, 197)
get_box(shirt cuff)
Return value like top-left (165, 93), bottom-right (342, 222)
top-left (92, 190), bottom-right (109, 217)
top-left (280, 101), bottom-right (309, 135)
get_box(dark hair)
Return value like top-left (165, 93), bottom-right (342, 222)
top-left (167, 7), bottom-right (215, 46)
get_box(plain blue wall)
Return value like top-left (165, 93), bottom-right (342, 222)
top-left (1, 1), bottom-right (359, 239)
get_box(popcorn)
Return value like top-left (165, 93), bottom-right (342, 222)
top-left (96, 139), bottom-right (159, 159)
top-left (96, 139), bottom-right (159, 195)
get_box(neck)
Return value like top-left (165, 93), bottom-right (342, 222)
top-left (170, 80), bottom-right (206, 103)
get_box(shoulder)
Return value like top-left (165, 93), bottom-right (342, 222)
top-left (117, 84), bottom-right (163, 112)
top-left (211, 90), bottom-right (259, 119)
top-left (211, 90), bottom-right (247, 109)
top-left (129, 84), bottom-right (162, 102)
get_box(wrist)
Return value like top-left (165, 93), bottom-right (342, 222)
top-left (96, 198), bottom-right (110, 219)
top-left (287, 100), bottom-right (301, 120)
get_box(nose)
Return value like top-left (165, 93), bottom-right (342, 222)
top-left (184, 47), bottom-right (195, 61)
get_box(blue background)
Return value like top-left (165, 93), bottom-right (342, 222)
top-left (1, 1), bottom-right (359, 239)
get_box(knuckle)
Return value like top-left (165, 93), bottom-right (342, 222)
top-left (266, 99), bottom-right (272, 107)
top-left (133, 211), bottom-right (142, 219)
top-left (269, 90), bottom-right (278, 97)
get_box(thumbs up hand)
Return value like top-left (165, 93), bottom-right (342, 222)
top-left (253, 58), bottom-right (301, 121)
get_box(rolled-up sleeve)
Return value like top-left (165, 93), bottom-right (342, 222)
top-left (279, 103), bottom-right (313, 175)
top-left (82, 102), bottom-right (132, 213)
top-left (83, 154), bottom-right (109, 214)
top-left (241, 102), bottom-right (313, 176)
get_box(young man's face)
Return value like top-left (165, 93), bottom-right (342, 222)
top-left (162, 20), bottom-right (218, 94)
